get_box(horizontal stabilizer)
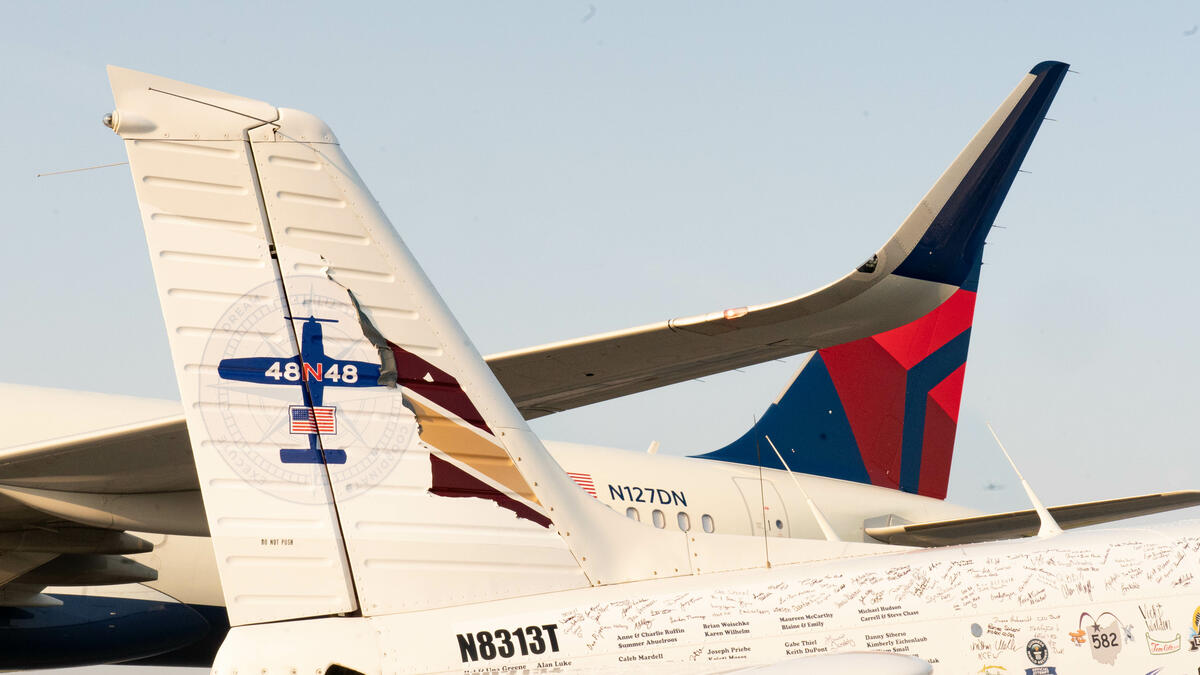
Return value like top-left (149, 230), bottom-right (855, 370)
top-left (865, 490), bottom-right (1200, 546)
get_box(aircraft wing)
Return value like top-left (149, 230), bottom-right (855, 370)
top-left (0, 386), bottom-right (190, 608)
top-left (0, 384), bottom-right (203, 536)
top-left (864, 490), bottom-right (1200, 546)
top-left (0, 384), bottom-right (195, 494)
top-left (487, 231), bottom-right (969, 418)
top-left (486, 261), bottom-right (953, 419)
top-left (486, 60), bottom-right (1074, 418)
top-left (0, 387), bottom-right (210, 662)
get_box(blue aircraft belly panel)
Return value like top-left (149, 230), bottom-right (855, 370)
top-left (0, 594), bottom-right (218, 669)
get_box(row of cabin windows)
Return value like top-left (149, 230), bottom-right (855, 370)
top-left (625, 507), bottom-right (715, 533)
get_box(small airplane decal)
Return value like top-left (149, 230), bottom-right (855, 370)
top-left (217, 315), bottom-right (382, 465)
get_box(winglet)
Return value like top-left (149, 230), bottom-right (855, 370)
top-left (693, 62), bottom-right (1070, 499)
top-left (890, 60), bottom-right (1069, 289)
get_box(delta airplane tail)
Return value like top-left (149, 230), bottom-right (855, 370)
top-left (693, 62), bottom-right (1068, 500)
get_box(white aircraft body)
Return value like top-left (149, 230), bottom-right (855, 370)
top-left (20, 60), bottom-right (1190, 675)
top-left (4, 60), bottom-right (1195, 667)
top-left (214, 523), bottom-right (1200, 674)
top-left (31, 521), bottom-right (1200, 673)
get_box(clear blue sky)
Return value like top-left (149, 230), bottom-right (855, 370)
top-left (2, 8), bottom-right (1198, 668)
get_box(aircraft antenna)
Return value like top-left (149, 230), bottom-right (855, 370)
top-left (752, 418), bottom-right (770, 566)
top-left (35, 160), bottom-right (128, 178)
top-left (986, 423), bottom-right (1063, 537)
top-left (764, 435), bottom-right (841, 542)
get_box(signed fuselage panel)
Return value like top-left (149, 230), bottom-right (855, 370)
top-left (216, 523), bottom-right (1200, 674)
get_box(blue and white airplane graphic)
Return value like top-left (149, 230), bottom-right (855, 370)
top-left (216, 316), bottom-right (382, 465)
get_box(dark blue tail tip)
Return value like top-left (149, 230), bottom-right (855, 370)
top-left (1029, 61), bottom-right (1069, 76)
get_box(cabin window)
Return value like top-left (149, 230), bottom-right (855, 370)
top-left (702, 514), bottom-right (715, 533)
top-left (652, 509), bottom-right (666, 529)
top-left (625, 507), bottom-right (640, 521)
top-left (775, 519), bottom-right (784, 531)
top-left (677, 512), bottom-right (691, 532)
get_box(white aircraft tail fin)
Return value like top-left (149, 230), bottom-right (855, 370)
top-left (107, 66), bottom-right (694, 626)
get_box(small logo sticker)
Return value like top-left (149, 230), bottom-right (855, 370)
top-left (1190, 605), bottom-right (1200, 651)
top-left (1140, 602), bottom-right (1180, 656)
top-left (1026, 638), bottom-right (1048, 665)
top-left (1076, 611), bottom-right (1124, 664)
top-left (1147, 632), bottom-right (1181, 655)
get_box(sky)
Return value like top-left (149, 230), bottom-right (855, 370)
top-left (1, 2), bottom-right (1198, 670)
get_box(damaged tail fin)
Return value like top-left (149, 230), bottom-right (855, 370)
top-left (108, 66), bottom-right (690, 627)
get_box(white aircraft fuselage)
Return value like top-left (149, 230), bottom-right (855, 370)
top-left (546, 442), bottom-right (978, 540)
top-left (89, 441), bottom-right (974, 618)
top-left (212, 521), bottom-right (1200, 673)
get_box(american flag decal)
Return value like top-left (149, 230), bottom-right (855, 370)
top-left (566, 472), bottom-right (597, 498)
top-left (289, 405), bottom-right (336, 435)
